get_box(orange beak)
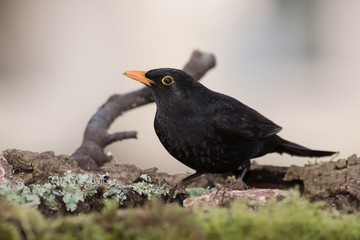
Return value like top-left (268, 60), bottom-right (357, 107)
top-left (123, 71), bottom-right (155, 86)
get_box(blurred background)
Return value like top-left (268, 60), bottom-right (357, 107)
top-left (0, 0), bottom-right (359, 174)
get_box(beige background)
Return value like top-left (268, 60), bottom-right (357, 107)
top-left (0, 0), bottom-right (359, 174)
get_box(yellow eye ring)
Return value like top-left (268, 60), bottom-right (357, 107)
top-left (161, 76), bottom-right (174, 86)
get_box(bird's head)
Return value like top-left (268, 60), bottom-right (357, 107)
top-left (123, 68), bottom-right (204, 104)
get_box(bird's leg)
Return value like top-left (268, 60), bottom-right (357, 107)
top-left (231, 167), bottom-right (249, 190)
top-left (215, 167), bottom-right (249, 203)
top-left (169, 172), bottom-right (203, 198)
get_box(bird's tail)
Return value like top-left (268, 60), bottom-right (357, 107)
top-left (276, 136), bottom-right (336, 157)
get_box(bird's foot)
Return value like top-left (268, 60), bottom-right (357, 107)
top-left (215, 178), bottom-right (248, 204)
top-left (166, 172), bottom-right (203, 203)
top-left (166, 182), bottom-right (187, 203)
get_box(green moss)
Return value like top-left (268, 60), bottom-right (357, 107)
top-left (0, 200), bottom-right (46, 240)
top-left (198, 192), bottom-right (360, 240)
top-left (118, 200), bottom-right (207, 240)
top-left (186, 187), bottom-right (216, 197)
top-left (2, 172), bottom-right (360, 239)
top-left (1, 191), bottom-right (360, 240)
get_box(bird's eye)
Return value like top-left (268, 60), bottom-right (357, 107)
top-left (161, 76), bottom-right (174, 86)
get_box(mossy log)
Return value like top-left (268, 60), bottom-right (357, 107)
top-left (1, 149), bottom-right (360, 211)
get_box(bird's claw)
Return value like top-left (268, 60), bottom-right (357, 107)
top-left (166, 183), bottom-right (186, 203)
top-left (215, 178), bottom-right (248, 204)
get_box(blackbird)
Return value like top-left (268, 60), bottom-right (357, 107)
top-left (124, 68), bottom-right (335, 189)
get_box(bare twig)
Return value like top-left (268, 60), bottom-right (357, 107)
top-left (71, 50), bottom-right (216, 170)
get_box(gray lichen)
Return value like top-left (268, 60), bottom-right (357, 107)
top-left (0, 171), bottom-right (128, 212)
top-left (0, 171), bottom-right (178, 213)
top-left (129, 174), bottom-right (170, 200)
top-left (0, 182), bottom-right (40, 207)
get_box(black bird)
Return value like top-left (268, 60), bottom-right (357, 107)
top-left (124, 68), bottom-right (335, 189)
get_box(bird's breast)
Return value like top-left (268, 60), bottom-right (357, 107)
top-left (153, 112), bottom-right (248, 172)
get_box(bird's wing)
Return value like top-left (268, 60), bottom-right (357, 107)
top-left (212, 101), bottom-right (282, 139)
